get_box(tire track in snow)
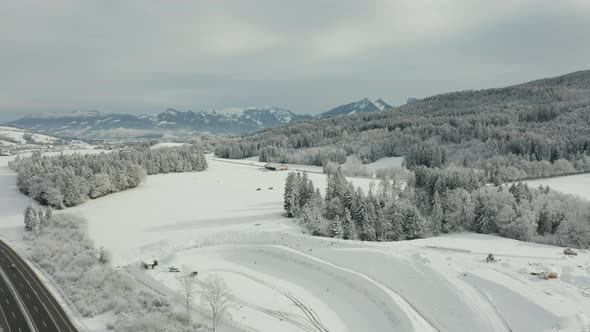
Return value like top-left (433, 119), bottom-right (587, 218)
top-left (260, 245), bottom-right (439, 332)
top-left (210, 269), bottom-right (328, 332)
top-left (467, 282), bottom-right (513, 332)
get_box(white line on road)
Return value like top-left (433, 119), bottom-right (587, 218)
top-left (11, 312), bottom-right (15, 318)
top-left (33, 306), bottom-right (38, 312)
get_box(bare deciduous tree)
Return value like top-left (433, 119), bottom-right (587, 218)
top-left (199, 275), bottom-right (232, 332)
top-left (177, 271), bottom-right (198, 326)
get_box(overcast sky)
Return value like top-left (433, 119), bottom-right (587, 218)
top-left (1, 0), bottom-right (589, 121)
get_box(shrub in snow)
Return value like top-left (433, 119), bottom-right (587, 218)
top-left (27, 213), bottom-right (206, 331)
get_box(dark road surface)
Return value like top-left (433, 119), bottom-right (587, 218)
top-left (0, 239), bottom-right (78, 332)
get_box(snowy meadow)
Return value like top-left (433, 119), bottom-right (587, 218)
top-left (3, 152), bottom-right (590, 331)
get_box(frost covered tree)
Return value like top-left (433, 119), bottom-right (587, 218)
top-left (431, 192), bottom-right (444, 235)
top-left (10, 145), bottom-right (207, 209)
top-left (400, 202), bottom-right (424, 240)
top-left (342, 208), bottom-right (356, 240)
top-left (178, 272), bottom-right (198, 327)
top-left (23, 205), bottom-right (44, 236)
top-left (329, 217), bottom-right (344, 238)
top-left (474, 189), bottom-right (498, 233)
top-left (98, 247), bottom-right (112, 265)
top-left (301, 203), bottom-right (324, 236)
top-left (199, 275), bottom-right (232, 332)
top-left (283, 172), bottom-right (295, 216)
top-left (284, 171), bottom-right (316, 218)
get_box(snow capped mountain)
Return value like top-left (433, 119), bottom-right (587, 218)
top-left (374, 98), bottom-right (393, 111)
top-left (318, 98), bottom-right (392, 118)
top-left (5, 107), bottom-right (311, 139)
top-left (4, 99), bottom-right (389, 139)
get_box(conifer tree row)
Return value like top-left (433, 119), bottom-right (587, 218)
top-left (284, 168), bottom-right (590, 248)
top-left (10, 145), bottom-right (207, 209)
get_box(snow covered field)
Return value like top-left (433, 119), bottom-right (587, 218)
top-left (3, 154), bottom-right (590, 331)
top-left (524, 174), bottom-right (590, 200)
top-left (342, 155), bottom-right (404, 173)
top-left (149, 142), bottom-right (187, 150)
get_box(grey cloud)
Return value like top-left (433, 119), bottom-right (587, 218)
top-left (1, 0), bottom-right (589, 122)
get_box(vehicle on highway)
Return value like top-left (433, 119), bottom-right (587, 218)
top-left (9, 263), bottom-right (16, 269)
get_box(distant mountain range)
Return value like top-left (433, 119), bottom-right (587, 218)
top-left (4, 98), bottom-right (393, 139)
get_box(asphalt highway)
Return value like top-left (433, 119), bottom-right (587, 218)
top-left (0, 239), bottom-right (77, 332)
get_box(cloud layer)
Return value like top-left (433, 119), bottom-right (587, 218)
top-left (1, 0), bottom-right (589, 120)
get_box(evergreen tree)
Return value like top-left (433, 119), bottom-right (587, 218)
top-left (431, 192), bottom-right (444, 235)
top-left (342, 208), bottom-right (356, 240)
top-left (329, 217), bottom-right (344, 239)
top-left (284, 172), bottom-right (295, 215)
top-left (474, 190), bottom-right (498, 233)
top-left (24, 206), bottom-right (36, 232)
top-left (401, 203), bottom-right (424, 240)
top-left (45, 206), bottom-right (52, 221)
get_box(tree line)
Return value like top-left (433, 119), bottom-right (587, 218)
top-left (284, 169), bottom-right (590, 248)
top-left (9, 145), bottom-right (207, 209)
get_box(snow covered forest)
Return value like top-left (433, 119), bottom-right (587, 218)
top-left (284, 168), bottom-right (590, 249)
top-left (216, 71), bottom-right (590, 182)
top-left (9, 145), bottom-right (207, 208)
top-left (23, 211), bottom-right (208, 332)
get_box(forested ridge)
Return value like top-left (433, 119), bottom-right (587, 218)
top-left (10, 145), bottom-right (207, 208)
top-left (216, 70), bottom-right (590, 182)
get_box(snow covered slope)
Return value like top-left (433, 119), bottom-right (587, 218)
top-left (0, 126), bottom-right (59, 145)
top-left (523, 173), bottom-right (590, 200)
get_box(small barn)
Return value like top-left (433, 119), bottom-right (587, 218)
top-left (265, 163), bottom-right (289, 171)
top-left (141, 259), bottom-right (158, 270)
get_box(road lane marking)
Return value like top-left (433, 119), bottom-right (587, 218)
top-left (26, 294), bottom-right (30, 299)
top-left (1, 244), bottom-right (74, 332)
top-left (19, 283), bottom-right (23, 288)
top-left (11, 312), bottom-right (15, 318)
top-left (42, 320), bottom-right (47, 327)
top-left (5, 299), bottom-right (8, 304)
top-left (33, 306), bottom-right (38, 312)
top-left (0, 241), bottom-right (76, 332)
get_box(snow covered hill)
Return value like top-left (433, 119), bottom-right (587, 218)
top-left (0, 126), bottom-right (89, 155)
